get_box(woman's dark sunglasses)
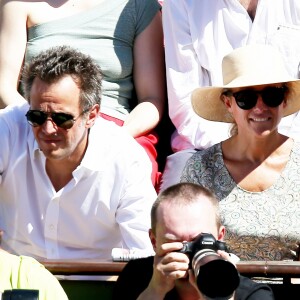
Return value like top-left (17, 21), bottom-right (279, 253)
top-left (25, 109), bottom-right (88, 130)
top-left (224, 86), bottom-right (287, 110)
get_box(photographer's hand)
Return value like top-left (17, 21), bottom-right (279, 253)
top-left (217, 250), bottom-right (240, 265)
top-left (137, 242), bottom-right (189, 300)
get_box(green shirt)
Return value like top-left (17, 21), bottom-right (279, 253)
top-left (25, 0), bottom-right (161, 120)
top-left (0, 250), bottom-right (68, 300)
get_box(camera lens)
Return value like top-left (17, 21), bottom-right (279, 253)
top-left (192, 250), bottom-right (240, 299)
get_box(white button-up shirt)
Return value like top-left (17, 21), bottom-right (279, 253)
top-left (0, 103), bottom-right (156, 260)
top-left (163, 0), bottom-right (300, 151)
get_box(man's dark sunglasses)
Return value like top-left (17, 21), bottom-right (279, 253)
top-left (25, 109), bottom-right (89, 130)
top-left (224, 86), bottom-right (287, 110)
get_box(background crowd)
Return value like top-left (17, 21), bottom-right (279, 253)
top-left (0, 0), bottom-right (299, 299)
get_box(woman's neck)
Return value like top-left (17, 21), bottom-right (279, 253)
top-left (221, 134), bottom-right (293, 191)
top-left (224, 132), bottom-right (289, 164)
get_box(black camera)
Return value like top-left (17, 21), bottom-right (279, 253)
top-left (179, 233), bottom-right (240, 299)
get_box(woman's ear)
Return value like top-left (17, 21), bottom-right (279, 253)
top-left (85, 104), bottom-right (100, 128)
top-left (221, 94), bottom-right (232, 109)
top-left (282, 98), bottom-right (288, 109)
top-left (221, 94), bottom-right (234, 114)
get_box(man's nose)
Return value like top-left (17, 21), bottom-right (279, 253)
top-left (41, 118), bottom-right (58, 134)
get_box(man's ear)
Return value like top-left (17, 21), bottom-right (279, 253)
top-left (85, 104), bottom-right (100, 128)
top-left (218, 225), bottom-right (226, 241)
top-left (149, 229), bottom-right (157, 252)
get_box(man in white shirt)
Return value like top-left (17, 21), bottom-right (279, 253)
top-left (0, 45), bottom-right (156, 260)
top-left (161, 0), bottom-right (300, 190)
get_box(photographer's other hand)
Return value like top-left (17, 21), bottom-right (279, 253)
top-left (137, 242), bottom-right (189, 300)
top-left (217, 250), bottom-right (240, 265)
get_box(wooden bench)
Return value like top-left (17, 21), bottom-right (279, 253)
top-left (41, 259), bottom-right (300, 300)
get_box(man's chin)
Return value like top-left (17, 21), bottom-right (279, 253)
top-left (39, 148), bottom-right (63, 160)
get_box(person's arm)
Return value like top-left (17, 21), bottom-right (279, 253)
top-left (163, 0), bottom-right (230, 150)
top-left (115, 145), bottom-right (157, 251)
top-left (123, 11), bottom-right (166, 138)
top-left (160, 149), bottom-right (196, 192)
top-left (0, 106), bottom-right (13, 183)
top-left (0, 0), bottom-right (28, 108)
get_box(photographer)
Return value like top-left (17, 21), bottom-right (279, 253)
top-left (113, 183), bottom-right (274, 300)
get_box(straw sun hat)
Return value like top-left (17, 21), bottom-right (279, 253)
top-left (191, 44), bottom-right (300, 123)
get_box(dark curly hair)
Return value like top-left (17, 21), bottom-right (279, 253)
top-left (22, 45), bottom-right (103, 111)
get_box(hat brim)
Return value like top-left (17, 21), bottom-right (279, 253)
top-left (191, 79), bottom-right (300, 123)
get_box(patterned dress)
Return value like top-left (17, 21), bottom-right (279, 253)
top-left (181, 142), bottom-right (300, 261)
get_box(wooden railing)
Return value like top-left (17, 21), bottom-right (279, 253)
top-left (41, 259), bottom-right (300, 282)
top-left (41, 259), bottom-right (126, 276)
top-left (237, 261), bottom-right (300, 278)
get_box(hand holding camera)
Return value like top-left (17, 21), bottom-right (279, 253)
top-left (148, 233), bottom-right (240, 299)
top-left (148, 241), bottom-right (190, 297)
top-left (178, 233), bottom-right (240, 299)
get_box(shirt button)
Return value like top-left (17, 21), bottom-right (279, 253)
top-left (49, 224), bottom-right (55, 230)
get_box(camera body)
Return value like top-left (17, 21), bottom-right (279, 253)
top-left (179, 232), bottom-right (227, 257)
top-left (179, 233), bottom-right (240, 299)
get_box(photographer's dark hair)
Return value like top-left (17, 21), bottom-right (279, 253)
top-left (151, 183), bottom-right (221, 234)
top-left (22, 45), bottom-right (103, 111)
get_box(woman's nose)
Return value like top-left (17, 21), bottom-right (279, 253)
top-left (253, 95), bottom-right (267, 111)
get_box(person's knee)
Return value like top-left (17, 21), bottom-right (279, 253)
top-left (160, 149), bottom-right (196, 192)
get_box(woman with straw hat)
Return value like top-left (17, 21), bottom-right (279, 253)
top-left (181, 44), bottom-right (300, 261)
